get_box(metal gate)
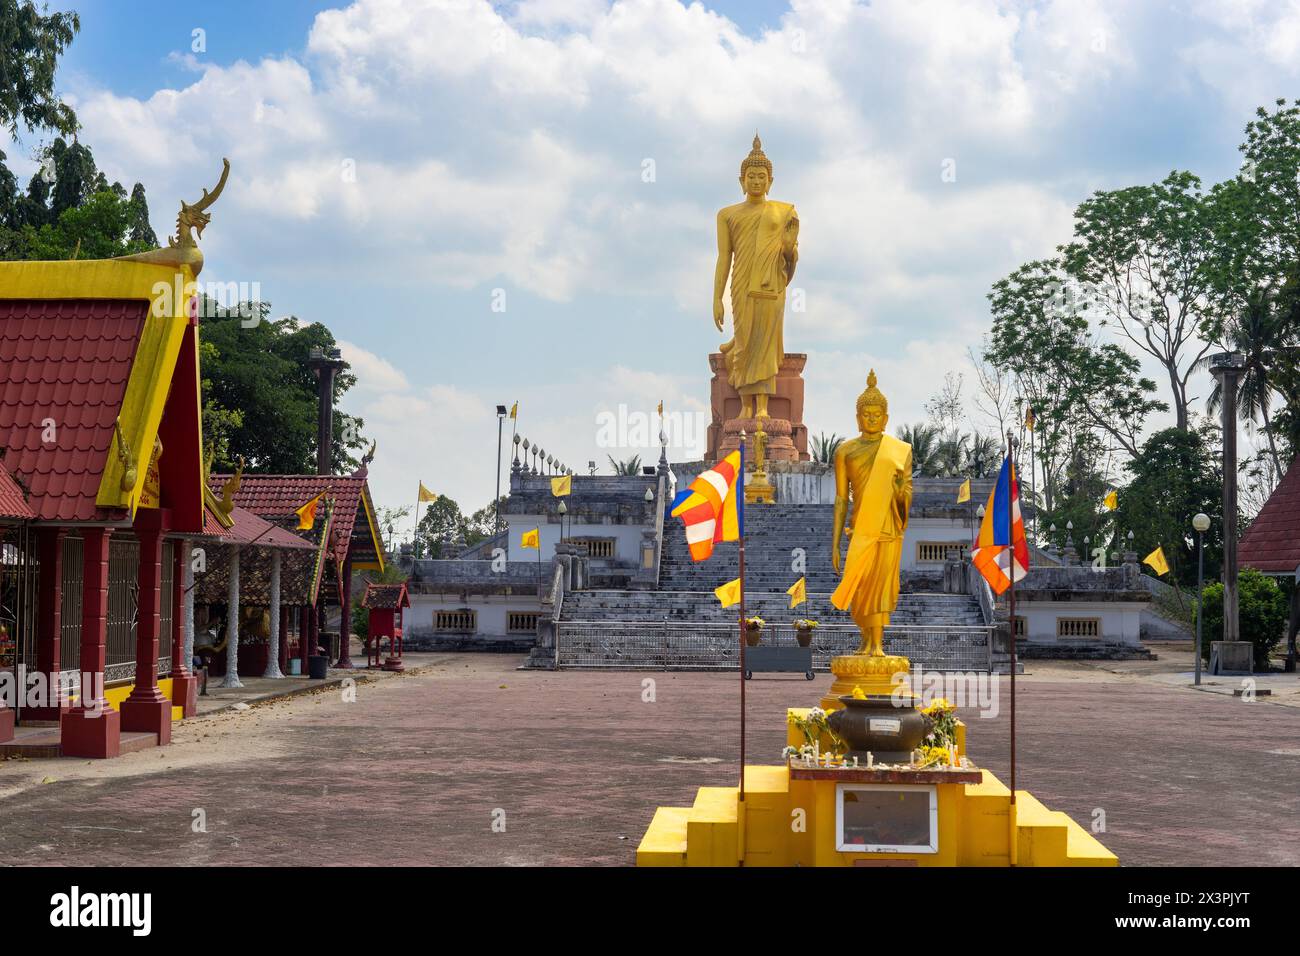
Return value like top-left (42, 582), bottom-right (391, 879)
top-left (0, 526), bottom-right (37, 716)
top-left (104, 536), bottom-right (139, 686)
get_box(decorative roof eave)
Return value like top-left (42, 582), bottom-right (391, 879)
top-left (0, 257), bottom-right (203, 525)
top-left (353, 482), bottom-right (386, 573)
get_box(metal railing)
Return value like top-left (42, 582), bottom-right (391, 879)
top-left (555, 620), bottom-right (995, 671)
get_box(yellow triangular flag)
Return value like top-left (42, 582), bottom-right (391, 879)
top-left (787, 576), bottom-right (807, 609)
top-left (1103, 490), bottom-right (1118, 511)
top-left (509, 401), bottom-right (518, 420)
top-left (551, 474), bottom-right (572, 497)
top-left (521, 528), bottom-right (540, 549)
top-left (295, 492), bottom-right (325, 531)
top-left (714, 578), bottom-right (742, 608)
top-left (418, 481), bottom-right (438, 503)
top-left (957, 478), bottom-right (970, 504)
top-left (1143, 546), bottom-right (1169, 576)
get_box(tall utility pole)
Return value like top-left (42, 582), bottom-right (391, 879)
top-left (495, 405), bottom-right (508, 539)
top-left (307, 345), bottom-right (353, 669)
top-left (1210, 352), bottom-right (1245, 646)
top-left (307, 346), bottom-right (348, 476)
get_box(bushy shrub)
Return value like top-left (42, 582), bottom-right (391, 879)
top-left (1194, 569), bottom-right (1287, 669)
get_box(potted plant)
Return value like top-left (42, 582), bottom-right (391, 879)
top-left (793, 618), bottom-right (818, 647)
top-left (744, 616), bottom-right (765, 646)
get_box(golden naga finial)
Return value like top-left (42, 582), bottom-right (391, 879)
top-left (216, 456), bottom-right (244, 519)
top-left (361, 439), bottom-right (377, 467)
top-left (170, 157), bottom-right (230, 251)
top-left (856, 368), bottom-right (888, 413)
top-left (113, 419), bottom-right (137, 492)
top-left (118, 157), bottom-right (230, 278)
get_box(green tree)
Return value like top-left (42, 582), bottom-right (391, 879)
top-left (0, 0), bottom-right (80, 136)
top-left (416, 496), bottom-right (466, 558)
top-left (198, 300), bottom-right (367, 474)
top-left (1061, 171), bottom-right (1218, 430)
top-left (1119, 425), bottom-right (1223, 589)
top-left (1, 138), bottom-right (158, 261)
top-left (1195, 570), bottom-right (1288, 669)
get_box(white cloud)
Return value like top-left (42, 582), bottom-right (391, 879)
top-left (43, 0), bottom-right (1291, 511)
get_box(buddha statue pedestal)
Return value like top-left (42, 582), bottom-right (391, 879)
top-left (820, 653), bottom-right (912, 711)
top-left (707, 353), bottom-right (809, 464)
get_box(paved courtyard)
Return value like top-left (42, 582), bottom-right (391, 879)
top-left (1, 650), bottom-right (1297, 866)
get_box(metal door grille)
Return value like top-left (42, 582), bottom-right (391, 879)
top-left (60, 535), bottom-right (83, 673)
top-left (158, 540), bottom-right (174, 676)
top-left (105, 536), bottom-right (139, 685)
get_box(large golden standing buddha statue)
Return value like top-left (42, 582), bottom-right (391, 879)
top-left (713, 135), bottom-right (799, 422)
top-left (823, 370), bottom-right (914, 708)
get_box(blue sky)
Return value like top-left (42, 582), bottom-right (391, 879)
top-left (12, 0), bottom-right (1300, 516)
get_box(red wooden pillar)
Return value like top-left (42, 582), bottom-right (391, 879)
top-left (169, 538), bottom-right (198, 717)
top-left (121, 514), bottom-right (171, 744)
top-left (27, 527), bottom-right (66, 721)
top-left (334, 553), bottom-right (355, 669)
top-left (62, 527), bottom-right (120, 758)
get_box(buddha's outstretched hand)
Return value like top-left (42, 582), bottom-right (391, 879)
top-left (713, 298), bottom-right (725, 332)
top-left (831, 539), bottom-right (841, 574)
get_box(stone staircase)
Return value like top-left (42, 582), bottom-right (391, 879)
top-left (657, 503), bottom-right (841, 592)
top-left (541, 501), bottom-right (992, 670)
top-left (560, 588), bottom-right (984, 627)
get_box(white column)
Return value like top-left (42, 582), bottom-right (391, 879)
top-left (182, 540), bottom-right (196, 669)
top-left (223, 546), bottom-right (243, 688)
top-left (263, 549), bottom-right (284, 679)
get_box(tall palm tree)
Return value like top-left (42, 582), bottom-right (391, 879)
top-left (811, 432), bottom-right (843, 464)
top-left (1198, 288), bottom-right (1297, 476)
top-left (897, 422), bottom-right (940, 475)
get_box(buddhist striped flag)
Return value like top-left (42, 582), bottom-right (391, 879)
top-left (670, 448), bottom-right (744, 561)
top-left (971, 455), bottom-right (1030, 595)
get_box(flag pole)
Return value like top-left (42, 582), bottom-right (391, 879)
top-left (1006, 428), bottom-right (1019, 866)
top-left (737, 436), bottom-right (747, 805)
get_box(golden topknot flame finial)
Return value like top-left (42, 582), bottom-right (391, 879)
top-left (740, 132), bottom-right (773, 178)
top-left (857, 368), bottom-right (888, 413)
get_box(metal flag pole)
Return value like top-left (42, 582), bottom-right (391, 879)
top-left (1006, 428), bottom-right (1019, 866)
top-left (737, 435), bottom-right (748, 804)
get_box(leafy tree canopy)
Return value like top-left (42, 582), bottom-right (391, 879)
top-left (198, 299), bottom-right (367, 475)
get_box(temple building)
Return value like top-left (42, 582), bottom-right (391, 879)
top-left (0, 260), bottom-right (209, 757)
top-left (1239, 454), bottom-right (1300, 669)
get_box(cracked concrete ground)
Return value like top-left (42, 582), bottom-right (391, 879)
top-left (1, 649), bottom-right (1297, 866)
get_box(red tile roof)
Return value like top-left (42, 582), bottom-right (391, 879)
top-left (223, 504), bottom-right (315, 549)
top-left (1240, 455), bottom-right (1300, 574)
top-left (0, 300), bottom-right (146, 521)
top-left (0, 461), bottom-right (34, 519)
top-left (362, 582), bottom-right (409, 609)
top-left (209, 473), bottom-right (381, 565)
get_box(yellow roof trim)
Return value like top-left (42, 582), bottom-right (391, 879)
top-left (359, 485), bottom-right (386, 573)
top-left (0, 258), bottom-right (201, 521)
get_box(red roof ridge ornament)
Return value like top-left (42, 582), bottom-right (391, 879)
top-left (118, 157), bottom-right (230, 278)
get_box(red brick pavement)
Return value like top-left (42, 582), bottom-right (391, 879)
top-left (0, 655), bottom-right (1296, 866)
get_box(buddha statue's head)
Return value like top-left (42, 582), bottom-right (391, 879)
top-left (856, 369), bottom-right (888, 437)
top-left (739, 133), bottom-right (772, 199)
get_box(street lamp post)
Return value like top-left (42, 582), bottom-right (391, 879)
top-left (558, 499), bottom-right (568, 542)
top-left (495, 405), bottom-right (507, 541)
top-left (1209, 352), bottom-right (1246, 647)
top-left (1193, 512), bottom-right (1211, 686)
